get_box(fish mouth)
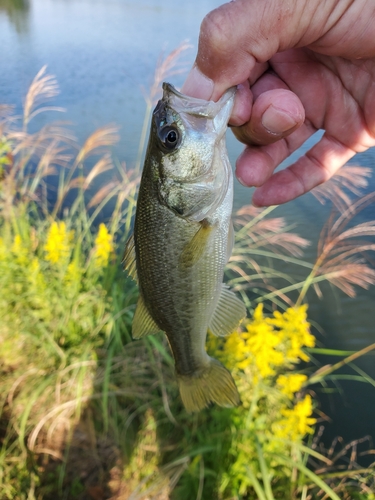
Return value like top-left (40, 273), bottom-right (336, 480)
top-left (162, 82), bottom-right (236, 119)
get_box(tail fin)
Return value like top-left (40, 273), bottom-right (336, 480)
top-left (177, 357), bottom-right (240, 413)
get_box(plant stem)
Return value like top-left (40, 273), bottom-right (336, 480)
top-left (307, 342), bottom-right (375, 385)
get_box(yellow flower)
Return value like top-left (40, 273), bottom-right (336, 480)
top-left (272, 395), bottom-right (317, 441)
top-left (217, 304), bottom-right (314, 383)
top-left (276, 373), bottom-right (308, 399)
top-left (44, 221), bottom-right (74, 264)
top-left (220, 331), bottom-right (247, 369)
top-left (245, 323), bottom-right (285, 377)
top-left (223, 304), bottom-right (285, 377)
top-left (93, 223), bottom-right (113, 268)
top-left (268, 305), bottom-right (315, 362)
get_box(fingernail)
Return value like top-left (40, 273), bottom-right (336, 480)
top-left (261, 105), bottom-right (298, 134)
top-left (237, 174), bottom-right (249, 187)
top-left (236, 169), bottom-right (253, 188)
top-left (181, 64), bottom-right (214, 100)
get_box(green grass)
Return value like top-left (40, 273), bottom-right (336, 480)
top-left (1, 61), bottom-right (375, 499)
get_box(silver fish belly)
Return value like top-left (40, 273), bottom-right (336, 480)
top-left (123, 82), bottom-right (246, 412)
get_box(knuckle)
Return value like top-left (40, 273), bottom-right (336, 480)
top-left (200, 6), bottom-right (234, 57)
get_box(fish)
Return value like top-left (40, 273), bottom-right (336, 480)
top-left (123, 82), bottom-right (246, 412)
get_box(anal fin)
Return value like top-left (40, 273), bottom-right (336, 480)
top-left (208, 285), bottom-right (246, 337)
top-left (132, 294), bottom-right (160, 339)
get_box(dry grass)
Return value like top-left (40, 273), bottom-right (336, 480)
top-left (141, 40), bottom-right (192, 108)
top-left (1, 70), bottom-right (74, 218)
top-left (0, 67), bottom-right (126, 222)
top-left (234, 204), bottom-right (310, 256)
top-left (0, 50), bottom-right (192, 499)
top-left (307, 426), bottom-right (375, 499)
top-left (297, 191), bottom-right (375, 304)
top-left (311, 164), bottom-right (372, 213)
top-left (23, 66), bottom-right (62, 127)
top-left (1, 50), bottom-right (375, 499)
top-left (233, 170), bottom-right (375, 308)
top-left (227, 205), bottom-right (311, 307)
top-left (136, 41), bottom-right (192, 171)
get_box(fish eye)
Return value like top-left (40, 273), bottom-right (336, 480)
top-left (159, 125), bottom-right (180, 151)
top-left (166, 130), bottom-right (177, 145)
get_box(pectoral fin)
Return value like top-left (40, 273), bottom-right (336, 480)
top-left (180, 219), bottom-right (213, 268)
top-left (208, 285), bottom-right (246, 337)
top-left (132, 294), bottom-right (160, 339)
top-left (122, 234), bottom-right (138, 282)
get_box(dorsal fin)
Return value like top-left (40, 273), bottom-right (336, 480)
top-left (208, 285), bottom-right (246, 337)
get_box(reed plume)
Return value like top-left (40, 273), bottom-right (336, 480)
top-left (227, 205), bottom-right (310, 302)
top-left (311, 164), bottom-right (372, 212)
top-left (297, 192), bottom-right (375, 303)
top-left (23, 66), bottom-right (63, 128)
top-left (136, 41), bottom-right (192, 172)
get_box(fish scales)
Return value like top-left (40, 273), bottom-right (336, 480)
top-left (124, 83), bottom-right (246, 412)
top-left (136, 175), bottom-right (229, 375)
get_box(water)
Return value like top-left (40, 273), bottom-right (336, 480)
top-left (1, 0), bottom-right (375, 456)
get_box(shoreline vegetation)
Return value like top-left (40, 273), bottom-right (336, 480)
top-left (1, 52), bottom-right (375, 499)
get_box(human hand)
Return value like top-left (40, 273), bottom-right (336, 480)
top-left (182, 0), bottom-right (375, 206)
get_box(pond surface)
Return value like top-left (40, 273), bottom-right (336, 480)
top-left (1, 0), bottom-right (374, 455)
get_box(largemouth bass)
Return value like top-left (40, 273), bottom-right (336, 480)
top-left (123, 83), bottom-right (246, 412)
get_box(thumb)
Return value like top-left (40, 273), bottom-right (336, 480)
top-left (182, 0), bottom-right (259, 100)
top-left (182, 0), bottom-right (341, 101)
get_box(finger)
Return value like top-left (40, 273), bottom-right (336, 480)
top-left (235, 120), bottom-right (317, 188)
top-left (251, 133), bottom-right (360, 207)
top-left (231, 70), bottom-right (305, 139)
top-left (236, 49), bottom-right (375, 193)
top-left (182, 0), bottom-right (341, 101)
top-left (228, 62), bottom-right (269, 126)
top-left (231, 88), bottom-right (305, 145)
top-left (229, 82), bottom-right (253, 127)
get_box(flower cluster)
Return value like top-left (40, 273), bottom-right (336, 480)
top-left (272, 394), bottom-right (316, 440)
top-left (44, 221), bottom-right (74, 264)
top-left (208, 304), bottom-right (316, 442)
top-left (93, 223), bottom-right (113, 268)
top-left (220, 303), bottom-right (315, 379)
top-left (210, 304), bottom-right (317, 496)
top-left (276, 372), bottom-right (308, 398)
top-left (0, 219), bottom-right (115, 354)
top-left (268, 305), bottom-right (315, 362)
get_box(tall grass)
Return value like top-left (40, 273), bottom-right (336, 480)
top-left (1, 52), bottom-right (375, 499)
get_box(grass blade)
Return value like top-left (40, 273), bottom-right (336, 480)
top-left (271, 454), bottom-right (341, 500)
top-left (256, 438), bottom-right (275, 500)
